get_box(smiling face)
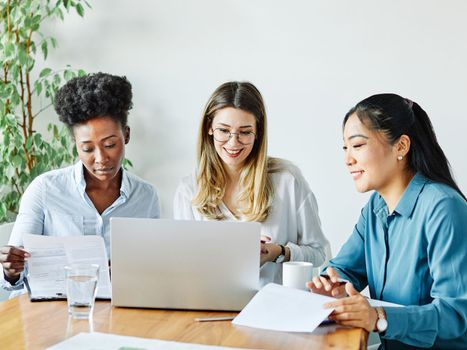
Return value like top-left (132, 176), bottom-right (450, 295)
top-left (209, 107), bottom-right (257, 173)
top-left (73, 116), bottom-right (129, 184)
top-left (343, 113), bottom-right (401, 195)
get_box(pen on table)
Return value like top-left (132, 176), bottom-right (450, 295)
top-left (319, 274), bottom-right (350, 285)
top-left (319, 319), bottom-right (336, 326)
top-left (194, 316), bottom-right (236, 322)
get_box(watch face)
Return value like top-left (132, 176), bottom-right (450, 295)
top-left (377, 318), bottom-right (388, 332)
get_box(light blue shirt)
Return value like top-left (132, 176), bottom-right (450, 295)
top-left (328, 173), bottom-right (467, 349)
top-left (2, 161), bottom-right (160, 293)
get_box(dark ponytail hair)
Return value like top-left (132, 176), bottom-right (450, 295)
top-left (344, 93), bottom-right (465, 200)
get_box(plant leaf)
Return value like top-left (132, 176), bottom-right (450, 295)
top-left (76, 3), bottom-right (85, 17)
top-left (39, 67), bottom-right (52, 78)
top-left (64, 69), bottom-right (74, 81)
top-left (34, 80), bottom-right (43, 95)
top-left (41, 41), bottom-right (48, 59)
top-left (50, 37), bottom-right (58, 48)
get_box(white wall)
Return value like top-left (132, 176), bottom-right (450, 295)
top-left (40, 0), bottom-right (467, 255)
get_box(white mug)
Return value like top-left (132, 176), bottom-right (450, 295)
top-left (282, 261), bottom-right (314, 290)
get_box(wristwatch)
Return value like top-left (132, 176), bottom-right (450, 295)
top-left (375, 307), bottom-right (388, 333)
top-left (274, 244), bottom-right (286, 263)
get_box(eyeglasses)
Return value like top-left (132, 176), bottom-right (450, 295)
top-left (212, 128), bottom-right (256, 145)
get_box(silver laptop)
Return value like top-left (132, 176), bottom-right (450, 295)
top-left (110, 218), bottom-right (260, 311)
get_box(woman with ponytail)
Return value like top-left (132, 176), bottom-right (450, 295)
top-left (308, 94), bottom-right (466, 349)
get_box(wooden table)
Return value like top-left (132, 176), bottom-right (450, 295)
top-left (0, 295), bottom-right (367, 349)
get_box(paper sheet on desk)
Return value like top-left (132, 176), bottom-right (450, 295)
top-left (23, 234), bottom-right (111, 300)
top-left (46, 332), bottom-right (254, 350)
top-left (232, 283), bottom-right (335, 332)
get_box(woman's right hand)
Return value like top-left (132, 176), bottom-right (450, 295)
top-left (0, 245), bottom-right (30, 283)
top-left (306, 267), bottom-right (347, 298)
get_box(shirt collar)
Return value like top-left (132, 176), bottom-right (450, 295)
top-left (394, 173), bottom-right (427, 217)
top-left (73, 161), bottom-right (130, 199)
top-left (120, 168), bottom-right (130, 199)
top-left (373, 172), bottom-right (428, 218)
top-left (74, 161), bottom-right (87, 193)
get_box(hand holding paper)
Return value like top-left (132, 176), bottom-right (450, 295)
top-left (323, 283), bottom-right (403, 332)
top-left (231, 283), bottom-right (403, 333)
top-left (0, 245), bottom-right (30, 282)
top-left (23, 234), bottom-right (111, 300)
top-left (232, 283), bottom-right (335, 332)
top-left (323, 282), bottom-right (378, 332)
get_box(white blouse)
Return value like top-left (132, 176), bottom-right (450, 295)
top-left (173, 160), bottom-right (330, 286)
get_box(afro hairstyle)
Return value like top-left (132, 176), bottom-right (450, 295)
top-left (54, 72), bottom-right (133, 129)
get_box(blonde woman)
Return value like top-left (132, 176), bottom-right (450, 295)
top-left (174, 81), bottom-right (329, 286)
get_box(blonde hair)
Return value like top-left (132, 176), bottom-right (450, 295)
top-left (193, 82), bottom-right (281, 222)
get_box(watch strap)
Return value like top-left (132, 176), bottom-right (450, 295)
top-left (273, 244), bottom-right (286, 263)
top-left (375, 306), bottom-right (388, 333)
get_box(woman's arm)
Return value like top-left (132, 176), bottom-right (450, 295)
top-left (9, 177), bottom-right (45, 246)
top-left (380, 197), bottom-right (467, 347)
top-left (324, 205), bottom-right (369, 292)
top-left (173, 178), bottom-right (196, 220)
top-left (1, 176), bottom-right (44, 290)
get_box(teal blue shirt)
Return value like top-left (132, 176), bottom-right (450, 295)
top-left (328, 173), bottom-right (467, 349)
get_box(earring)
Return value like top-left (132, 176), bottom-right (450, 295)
top-left (397, 155), bottom-right (403, 161)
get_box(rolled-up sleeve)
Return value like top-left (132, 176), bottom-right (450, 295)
top-left (1, 271), bottom-right (26, 292)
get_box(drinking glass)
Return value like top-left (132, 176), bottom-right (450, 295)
top-left (64, 264), bottom-right (99, 319)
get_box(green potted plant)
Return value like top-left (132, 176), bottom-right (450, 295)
top-left (0, 0), bottom-right (91, 222)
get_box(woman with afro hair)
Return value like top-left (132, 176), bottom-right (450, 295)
top-left (0, 72), bottom-right (160, 296)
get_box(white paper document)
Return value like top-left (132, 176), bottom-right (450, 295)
top-left (46, 332), bottom-right (252, 350)
top-left (23, 234), bottom-right (111, 300)
top-left (232, 283), bottom-right (335, 332)
top-left (232, 283), bottom-right (404, 333)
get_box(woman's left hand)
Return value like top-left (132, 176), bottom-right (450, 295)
top-left (260, 243), bottom-right (281, 266)
top-left (323, 282), bottom-right (378, 332)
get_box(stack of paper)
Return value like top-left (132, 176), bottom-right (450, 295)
top-left (232, 283), bottom-right (335, 332)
